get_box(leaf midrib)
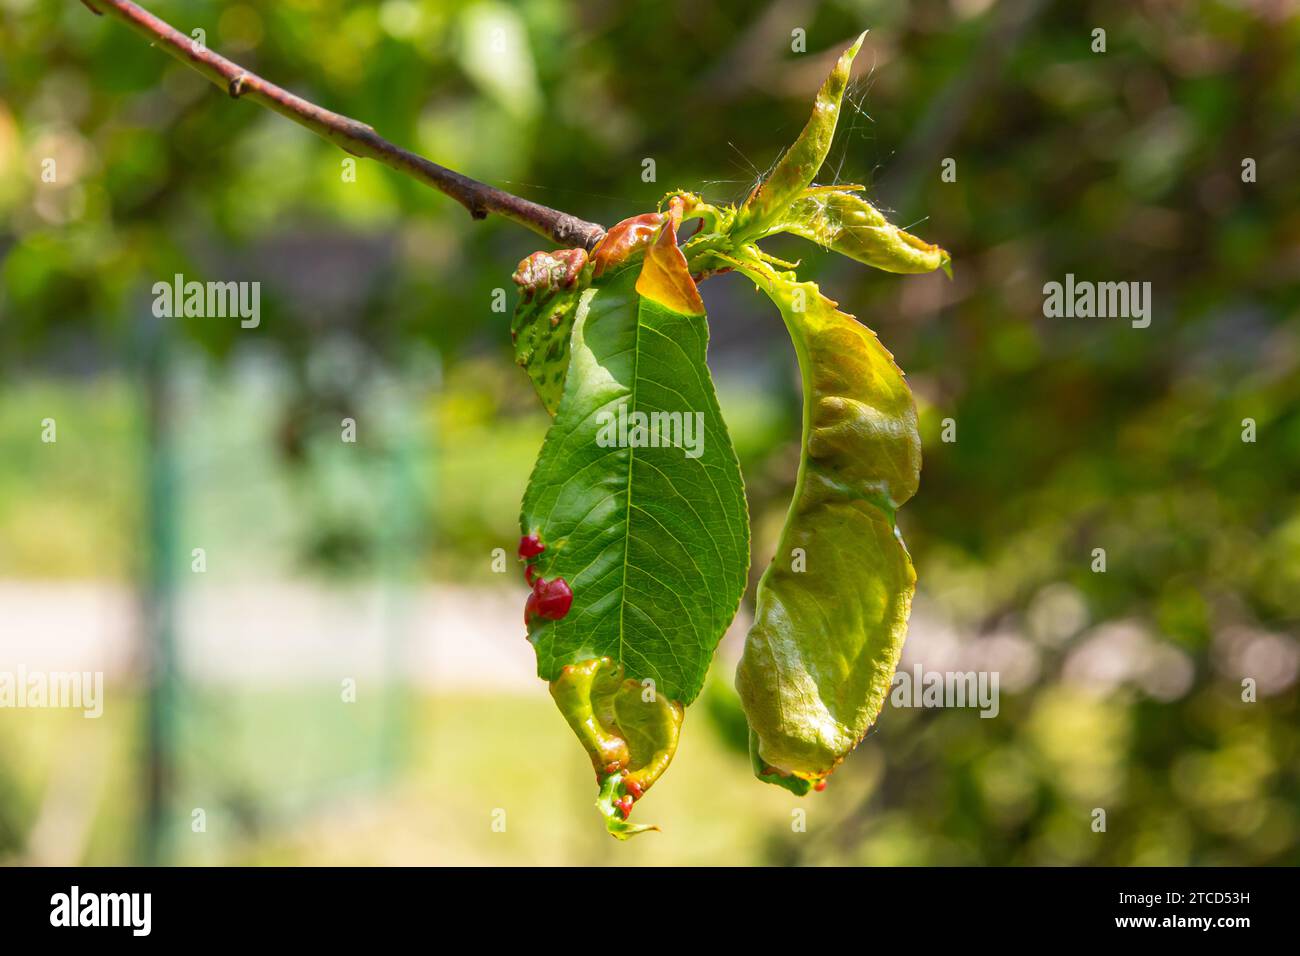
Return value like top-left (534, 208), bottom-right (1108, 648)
top-left (615, 295), bottom-right (643, 672)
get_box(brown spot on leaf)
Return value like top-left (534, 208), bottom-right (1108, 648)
top-left (590, 212), bottom-right (664, 278)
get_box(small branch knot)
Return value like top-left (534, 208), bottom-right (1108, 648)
top-left (228, 74), bottom-right (247, 98)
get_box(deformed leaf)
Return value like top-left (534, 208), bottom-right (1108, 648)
top-left (591, 212), bottom-right (664, 278)
top-left (770, 188), bottom-right (952, 276)
top-left (731, 32), bottom-right (866, 243)
top-left (551, 657), bottom-right (683, 839)
top-left (596, 772), bottom-right (657, 840)
top-left (636, 213), bottom-right (706, 316)
top-left (511, 248), bottom-right (590, 415)
top-left (732, 261), bottom-right (919, 785)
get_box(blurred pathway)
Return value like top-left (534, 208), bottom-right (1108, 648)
top-left (0, 580), bottom-right (754, 689)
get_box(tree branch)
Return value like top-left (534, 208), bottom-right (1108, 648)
top-left (78, 0), bottom-right (607, 250)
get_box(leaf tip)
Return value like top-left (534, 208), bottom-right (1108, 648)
top-left (598, 771), bottom-right (661, 840)
top-left (832, 30), bottom-right (868, 79)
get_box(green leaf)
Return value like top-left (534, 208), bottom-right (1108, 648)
top-left (518, 215), bottom-right (750, 835)
top-left (730, 32), bottom-right (866, 243)
top-left (521, 259), bottom-right (749, 701)
top-left (732, 260), bottom-right (919, 785)
top-left (766, 187), bottom-right (952, 277)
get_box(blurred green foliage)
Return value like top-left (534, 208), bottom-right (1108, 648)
top-left (1, 0), bottom-right (1298, 865)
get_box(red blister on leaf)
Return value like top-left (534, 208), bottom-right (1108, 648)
top-left (518, 533), bottom-right (545, 558)
top-left (525, 576), bottom-right (573, 624)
